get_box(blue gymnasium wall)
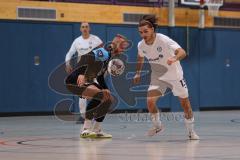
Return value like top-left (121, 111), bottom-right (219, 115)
top-left (0, 20), bottom-right (240, 113)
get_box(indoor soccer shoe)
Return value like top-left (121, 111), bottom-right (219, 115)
top-left (95, 130), bottom-right (112, 138)
top-left (147, 124), bottom-right (164, 137)
top-left (188, 131), bottom-right (200, 140)
top-left (80, 129), bottom-right (97, 138)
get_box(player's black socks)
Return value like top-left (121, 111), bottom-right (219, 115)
top-left (95, 100), bottom-right (112, 122)
top-left (85, 92), bottom-right (112, 122)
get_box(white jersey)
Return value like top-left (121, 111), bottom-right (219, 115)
top-left (138, 33), bottom-right (183, 81)
top-left (65, 34), bottom-right (102, 64)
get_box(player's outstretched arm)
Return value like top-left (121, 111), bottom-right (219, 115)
top-left (175, 48), bottom-right (187, 61)
top-left (167, 48), bottom-right (186, 65)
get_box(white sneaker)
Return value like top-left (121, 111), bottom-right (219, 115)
top-left (147, 124), bottom-right (164, 137)
top-left (188, 131), bottom-right (200, 140)
top-left (80, 129), bottom-right (97, 138)
top-left (95, 130), bottom-right (112, 138)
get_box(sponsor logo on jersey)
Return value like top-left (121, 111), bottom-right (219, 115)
top-left (79, 48), bottom-right (89, 51)
top-left (149, 53), bottom-right (164, 61)
top-left (97, 50), bottom-right (103, 57)
top-left (148, 57), bottom-right (160, 62)
top-left (159, 54), bottom-right (164, 58)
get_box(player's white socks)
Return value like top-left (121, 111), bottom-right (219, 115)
top-left (92, 122), bottom-right (101, 133)
top-left (184, 117), bottom-right (195, 133)
top-left (83, 119), bottom-right (92, 130)
top-left (150, 112), bottom-right (162, 128)
top-left (79, 98), bottom-right (87, 115)
top-left (147, 112), bottom-right (164, 136)
top-left (184, 117), bottom-right (200, 140)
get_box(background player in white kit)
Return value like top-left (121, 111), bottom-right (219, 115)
top-left (133, 15), bottom-right (199, 140)
top-left (65, 22), bottom-right (103, 123)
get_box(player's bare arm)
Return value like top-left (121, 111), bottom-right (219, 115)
top-left (167, 48), bottom-right (186, 65)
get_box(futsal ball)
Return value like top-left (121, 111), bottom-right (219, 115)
top-left (107, 58), bottom-right (125, 76)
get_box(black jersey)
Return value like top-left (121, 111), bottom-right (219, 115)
top-left (65, 47), bottom-right (111, 89)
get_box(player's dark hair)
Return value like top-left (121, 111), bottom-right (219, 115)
top-left (139, 15), bottom-right (157, 32)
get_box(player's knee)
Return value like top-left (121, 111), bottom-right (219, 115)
top-left (92, 91), bottom-right (104, 101)
top-left (108, 95), bottom-right (115, 104)
top-left (94, 90), bottom-right (112, 102)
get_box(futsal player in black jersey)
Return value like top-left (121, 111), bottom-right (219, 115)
top-left (65, 34), bottom-right (129, 138)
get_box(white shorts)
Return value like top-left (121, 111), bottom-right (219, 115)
top-left (148, 78), bottom-right (189, 98)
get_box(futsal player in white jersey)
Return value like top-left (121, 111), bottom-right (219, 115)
top-left (133, 15), bottom-right (199, 140)
top-left (65, 22), bottom-right (103, 123)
